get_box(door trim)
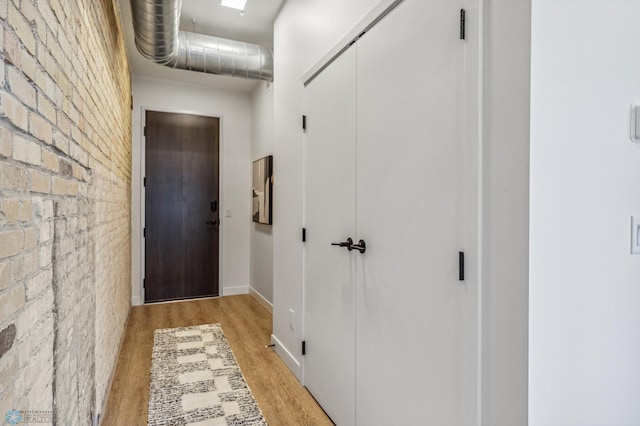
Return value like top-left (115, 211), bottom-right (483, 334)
top-left (133, 106), bottom-right (225, 305)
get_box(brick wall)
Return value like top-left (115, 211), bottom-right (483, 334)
top-left (0, 0), bottom-right (131, 423)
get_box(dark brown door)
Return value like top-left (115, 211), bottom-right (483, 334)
top-left (144, 111), bottom-right (220, 302)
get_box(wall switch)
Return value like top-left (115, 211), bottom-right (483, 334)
top-left (631, 104), bottom-right (640, 143)
top-left (631, 215), bottom-right (640, 254)
top-left (225, 208), bottom-right (232, 218)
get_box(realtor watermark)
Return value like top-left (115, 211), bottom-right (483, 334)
top-left (5, 409), bottom-right (53, 425)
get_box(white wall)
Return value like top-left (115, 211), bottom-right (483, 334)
top-left (272, 5), bottom-right (531, 424)
top-left (272, 0), bottom-right (383, 379)
top-left (481, 1), bottom-right (531, 424)
top-left (131, 75), bottom-right (252, 304)
top-left (530, 1), bottom-right (640, 425)
top-left (250, 82), bottom-right (274, 308)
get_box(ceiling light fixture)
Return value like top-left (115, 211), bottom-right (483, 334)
top-left (221, 0), bottom-right (247, 11)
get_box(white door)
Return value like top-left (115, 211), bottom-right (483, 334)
top-left (304, 48), bottom-right (357, 426)
top-left (355, 0), bottom-right (470, 425)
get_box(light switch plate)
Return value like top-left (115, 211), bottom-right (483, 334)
top-left (631, 104), bottom-right (640, 143)
top-left (631, 215), bottom-right (640, 254)
top-left (225, 208), bottom-right (232, 218)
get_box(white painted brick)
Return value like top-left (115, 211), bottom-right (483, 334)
top-left (20, 50), bottom-right (37, 82)
top-left (12, 134), bottom-right (41, 166)
top-left (51, 176), bottom-right (66, 195)
top-left (8, 4), bottom-right (36, 55)
top-left (15, 314), bottom-right (52, 367)
top-left (0, 0), bottom-right (7, 20)
top-left (0, 127), bottom-right (11, 158)
top-left (24, 227), bottom-right (37, 249)
top-left (7, 68), bottom-right (36, 109)
top-left (11, 251), bottom-right (38, 282)
top-left (0, 230), bottom-right (23, 259)
top-left (3, 28), bottom-right (20, 67)
top-left (0, 350), bottom-right (18, 397)
top-left (41, 200), bottom-right (53, 219)
top-left (0, 261), bottom-right (9, 290)
top-left (37, 93), bottom-right (56, 123)
top-left (0, 91), bottom-right (29, 131)
top-left (30, 113), bottom-right (53, 145)
top-left (0, 0), bottom-right (133, 421)
top-left (30, 170), bottom-right (50, 194)
top-left (15, 287), bottom-right (52, 340)
top-left (52, 131), bottom-right (68, 154)
top-left (19, 200), bottom-right (33, 221)
top-left (38, 244), bottom-right (51, 268)
top-left (39, 221), bottom-right (51, 243)
top-left (0, 284), bottom-right (25, 324)
top-left (1, 198), bottom-right (20, 223)
top-left (25, 268), bottom-right (51, 300)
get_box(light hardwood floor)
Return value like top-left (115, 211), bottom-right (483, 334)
top-left (101, 295), bottom-right (333, 425)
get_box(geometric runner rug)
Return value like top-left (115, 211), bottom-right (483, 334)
top-left (148, 323), bottom-right (268, 426)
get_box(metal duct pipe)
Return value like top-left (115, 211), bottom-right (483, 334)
top-left (174, 32), bottom-right (274, 81)
top-left (130, 0), bottom-right (182, 65)
top-left (130, 0), bottom-right (274, 82)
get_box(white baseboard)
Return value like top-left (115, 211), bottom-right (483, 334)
top-left (222, 285), bottom-right (250, 296)
top-left (131, 295), bottom-right (141, 306)
top-left (271, 334), bottom-right (302, 380)
top-left (249, 287), bottom-right (273, 314)
top-left (144, 296), bottom-right (219, 305)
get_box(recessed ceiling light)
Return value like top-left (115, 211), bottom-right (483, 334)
top-left (221, 0), bottom-right (247, 11)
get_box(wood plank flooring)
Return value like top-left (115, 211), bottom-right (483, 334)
top-left (101, 295), bottom-right (333, 426)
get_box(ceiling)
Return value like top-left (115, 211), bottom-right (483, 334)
top-left (116, 0), bottom-right (285, 92)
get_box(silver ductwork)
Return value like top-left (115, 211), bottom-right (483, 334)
top-left (175, 32), bottom-right (274, 81)
top-left (130, 0), bottom-right (274, 82)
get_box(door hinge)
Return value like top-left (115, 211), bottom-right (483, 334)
top-left (143, 227), bottom-right (146, 238)
top-left (302, 228), bottom-right (306, 242)
top-left (143, 177), bottom-right (146, 187)
top-left (459, 9), bottom-right (466, 40)
top-left (143, 278), bottom-right (146, 289)
top-left (130, 95), bottom-right (133, 111)
top-left (459, 251), bottom-right (465, 281)
top-left (302, 341), bottom-right (306, 356)
top-left (144, 126), bottom-right (147, 137)
top-left (302, 115), bottom-right (307, 131)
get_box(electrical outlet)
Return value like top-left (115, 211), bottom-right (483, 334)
top-left (289, 309), bottom-right (294, 330)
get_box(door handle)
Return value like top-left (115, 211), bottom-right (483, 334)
top-left (350, 239), bottom-right (366, 254)
top-left (331, 237), bottom-right (353, 250)
top-left (206, 219), bottom-right (218, 225)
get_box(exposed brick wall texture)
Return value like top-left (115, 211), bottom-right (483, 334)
top-left (0, 0), bottom-right (131, 423)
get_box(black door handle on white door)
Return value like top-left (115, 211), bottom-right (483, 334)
top-left (331, 238), bottom-right (353, 250)
top-left (350, 240), bottom-right (366, 254)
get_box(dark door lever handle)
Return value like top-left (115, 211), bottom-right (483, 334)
top-left (331, 237), bottom-right (353, 250)
top-left (206, 219), bottom-right (218, 225)
top-left (350, 239), bottom-right (366, 254)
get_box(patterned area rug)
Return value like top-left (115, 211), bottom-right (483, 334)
top-left (148, 323), bottom-right (267, 426)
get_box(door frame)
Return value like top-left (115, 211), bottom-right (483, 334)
top-left (134, 106), bottom-right (225, 305)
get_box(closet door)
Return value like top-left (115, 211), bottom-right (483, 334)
top-left (304, 48), bottom-right (357, 426)
top-left (355, 0), bottom-right (469, 425)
